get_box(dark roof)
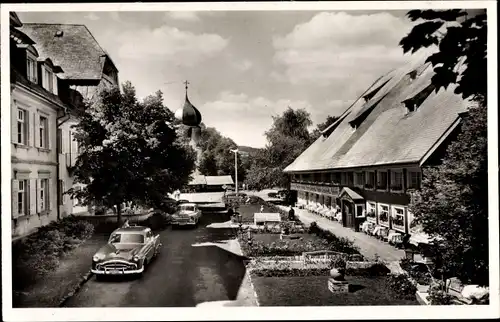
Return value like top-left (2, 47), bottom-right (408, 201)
top-left (284, 55), bottom-right (470, 172)
top-left (175, 93), bottom-right (202, 126)
top-left (19, 23), bottom-right (109, 80)
top-left (11, 68), bottom-right (67, 108)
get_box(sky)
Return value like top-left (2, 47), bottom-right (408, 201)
top-left (18, 9), bottom-right (421, 148)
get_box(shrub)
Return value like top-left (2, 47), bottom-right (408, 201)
top-left (427, 284), bottom-right (454, 305)
top-left (252, 268), bottom-right (330, 277)
top-left (399, 258), bottom-right (433, 285)
top-left (387, 274), bottom-right (417, 300)
top-left (308, 221), bottom-right (319, 234)
top-left (345, 262), bottom-right (390, 277)
top-left (12, 217), bottom-right (95, 290)
top-left (329, 256), bottom-right (347, 270)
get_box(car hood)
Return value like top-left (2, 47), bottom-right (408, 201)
top-left (95, 243), bottom-right (143, 261)
top-left (175, 210), bottom-right (196, 216)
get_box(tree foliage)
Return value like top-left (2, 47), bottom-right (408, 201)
top-left (69, 82), bottom-right (196, 223)
top-left (400, 9), bottom-right (486, 103)
top-left (403, 9), bottom-right (488, 285)
top-left (246, 107), bottom-right (316, 190)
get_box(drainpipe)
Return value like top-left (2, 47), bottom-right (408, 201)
top-left (56, 107), bottom-right (71, 220)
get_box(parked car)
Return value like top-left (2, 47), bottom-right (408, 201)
top-left (177, 199), bottom-right (191, 205)
top-left (91, 226), bottom-right (161, 278)
top-left (171, 203), bottom-right (202, 227)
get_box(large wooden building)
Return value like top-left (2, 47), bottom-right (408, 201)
top-left (284, 57), bottom-right (471, 236)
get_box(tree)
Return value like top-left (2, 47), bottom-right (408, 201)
top-left (198, 151), bottom-right (218, 176)
top-left (70, 82), bottom-right (196, 225)
top-left (402, 9), bottom-right (488, 285)
top-left (246, 107), bottom-right (314, 190)
top-left (400, 9), bottom-right (486, 103)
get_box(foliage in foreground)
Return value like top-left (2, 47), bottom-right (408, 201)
top-left (12, 216), bottom-right (94, 289)
top-left (387, 274), bottom-right (417, 300)
top-left (402, 9), bottom-right (488, 286)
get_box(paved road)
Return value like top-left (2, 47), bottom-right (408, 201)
top-left (64, 213), bottom-right (247, 307)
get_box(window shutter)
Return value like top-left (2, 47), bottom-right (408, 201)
top-left (12, 179), bottom-right (19, 218)
top-left (34, 113), bottom-right (40, 148)
top-left (29, 179), bottom-right (36, 215)
top-left (12, 108), bottom-right (17, 144)
top-left (26, 110), bottom-right (31, 146)
top-left (52, 74), bottom-right (58, 95)
top-left (47, 118), bottom-right (52, 150)
top-left (49, 178), bottom-right (54, 211)
top-left (26, 179), bottom-right (31, 215)
top-left (36, 179), bottom-right (40, 213)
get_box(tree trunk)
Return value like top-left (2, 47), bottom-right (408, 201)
top-left (117, 203), bottom-right (122, 228)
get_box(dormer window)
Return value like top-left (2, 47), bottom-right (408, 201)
top-left (41, 65), bottom-right (57, 94)
top-left (26, 53), bottom-right (37, 83)
top-left (402, 83), bottom-right (436, 113)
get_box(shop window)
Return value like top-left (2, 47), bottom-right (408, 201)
top-left (366, 202), bottom-right (376, 220)
top-left (378, 204), bottom-right (389, 226)
top-left (365, 171), bottom-right (375, 189)
top-left (392, 207), bottom-right (405, 230)
top-left (377, 171), bottom-right (388, 190)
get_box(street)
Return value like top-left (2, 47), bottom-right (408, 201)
top-left (63, 213), bottom-right (247, 307)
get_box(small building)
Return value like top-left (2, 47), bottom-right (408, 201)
top-left (186, 174), bottom-right (234, 192)
top-left (284, 56), bottom-right (470, 235)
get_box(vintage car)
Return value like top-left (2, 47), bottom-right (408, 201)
top-left (91, 226), bottom-right (161, 277)
top-left (171, 202), bottom-right (202, 227)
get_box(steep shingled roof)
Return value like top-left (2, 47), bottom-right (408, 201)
top-left (19, 23), bottom-right (108, 80)
top-left (284, 56), bottom-right (470, 172)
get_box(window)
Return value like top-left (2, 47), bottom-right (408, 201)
top-left (18, 180), bottom-right (28, 215)
top-left (354, 172), bottom-right (365, 187)
top-left (341, 172), bottom-right (347, 185)
top-left (27, 56), bottom-right (37, 83)
top-left (392, 207), bottom-right (405, 230)
top-left (390, 170), bottom-right (403, 191)
top-left (73, 186), bottom-right (84, 206)
top-left (378, 204), bottom-right (389, 225)
top-left (408, 171), bottom-right (422, 189)
top-left (42, 67), bottom-right (54, 92)
top-left (365, 171), bottom-right (375, 189)
top-left (110, 233), bottom-right (144, 244)
top-left (355, 205), bottom-right (365, 218)
top-left (17, 109), bottom-right (27, 145)
top-left (39, 178), bottom-right (49, 212)
top-left (366, 202), bottom-right (376, 220)
top-left (377, 171), bottom-right (388, 190)
top-left (39, 116), bottom-right (48, 148)
top-left (332, 173), bottom-right (341, 185)
top-left (347, 172), bottom-right (354, 186)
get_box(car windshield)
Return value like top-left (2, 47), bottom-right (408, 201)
top-left (110, 233), bottom-right (144, 244)
top-left (180, 205), bottom-right (195, 212)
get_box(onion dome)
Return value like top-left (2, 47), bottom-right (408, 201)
top-left (174, 81), bottom-right (202, 127)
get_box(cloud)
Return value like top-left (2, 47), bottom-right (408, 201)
top-left (109, 12), bottom-right (121, 22)
top-left (232, 59), bottom-right (253, 72)
top-left (166, 11), bottom-right (200, 22)
top-left (84, 13), bottom-right (100, 21)
top-left (273, 12), bottom-right (415, 97)
top-left (200, 91), bottom-right (313, 147)
top-left (115, 26), bottom-right (229, 66)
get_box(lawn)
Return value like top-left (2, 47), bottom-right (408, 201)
top-left (252, 275), bottom-right (419, 306)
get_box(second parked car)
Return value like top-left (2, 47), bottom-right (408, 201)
top-left (171, 203), bottom-right (202, 227)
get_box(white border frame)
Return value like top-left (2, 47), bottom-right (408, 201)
top-left (2, 1), bottom-right (498, 321)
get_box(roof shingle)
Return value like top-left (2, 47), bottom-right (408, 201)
top-left (284, 56), bottom-right (470, 172)
top-left (19, 23), bottom-right (107, 80)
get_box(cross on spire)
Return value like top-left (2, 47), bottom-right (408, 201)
top-left (184, 80), bottom-right (190, 97)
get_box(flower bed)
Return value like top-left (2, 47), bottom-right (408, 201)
top-left (399, 258), bottom-right (433, 285)
top-left (307, 222), bottom-right (360, 254)
top-left (12, 216), bottom-right (94, 290)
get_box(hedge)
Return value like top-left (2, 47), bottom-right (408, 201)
top-left (12, 216), bottom-right (94, 290)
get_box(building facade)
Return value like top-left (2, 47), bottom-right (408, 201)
top-left (20, 22), bottom-right (120, 218)
top-left (10, 13), bottom-right (68, 237)
top-left (10, 14), bottom-right (120, 238)
top-left (284, 56), bottom-right (469, 236)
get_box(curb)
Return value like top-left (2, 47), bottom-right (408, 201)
top-left (246, 269), bottom-right (261, 307)
top-left (58, 271), bottom-right (94, 307)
